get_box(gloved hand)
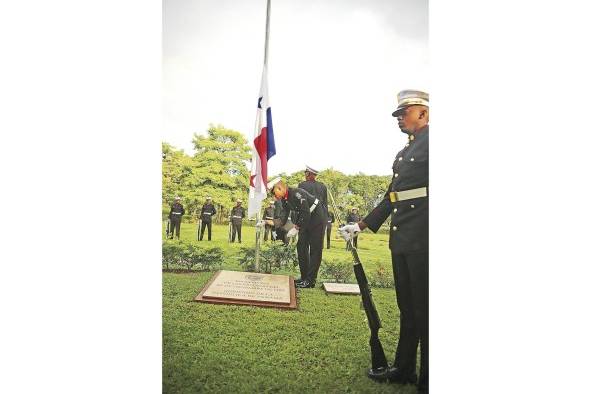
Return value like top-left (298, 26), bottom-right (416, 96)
top-left (286, 227), bottom-right (299, 239)
top-left (339, 223), bottom-right (361, 241)
top-left (255, 220), bottom-right (265, 228)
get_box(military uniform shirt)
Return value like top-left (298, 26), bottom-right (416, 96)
top-left (169, 203), bottom-right (185, 219)
top-left (277, 187), bottom-right (327, 230)
top-left (201, 203), bottom-right (217, 223)
top-left (230, 206), bottom-right (246, 225)
top-left (363, 126), bottom-right (429, 253)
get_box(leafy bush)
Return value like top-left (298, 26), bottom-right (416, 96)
top-left (162, 241), bottom-right (224, 272)
top-left (238, 243), bottom-right (297, 273)
top-left (368, 261), bottom-right (394, 288)
top-left (320, 259), bottom-right (354, 283)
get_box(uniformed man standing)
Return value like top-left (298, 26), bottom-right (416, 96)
top-left (346, 207), bottom-right (361, 249)
top-left (230, 199), bottom-right (246, 243)
top-left (199, 196), bottom-right (216, 241)
top-left (268, 178), bottom-right (327, 288)
top-left (168, 196), bottom-right (185, 239)
top-left (340, 90), bottom-right (429, 393)
top-left (263, 202), bottom-right (275, 241)
top-left (298, 165), bottom-right (328, 218)
top-left (326, 210), bottom-right (335, 249)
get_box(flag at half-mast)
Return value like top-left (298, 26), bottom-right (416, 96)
top-left (248, 65), bottom-right (276, 218)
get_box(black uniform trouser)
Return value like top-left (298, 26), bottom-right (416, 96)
top-left (296, 223), bottom-right (326, 283)
top-left (264, 224), bottom-right (274, 241)
top-left (231, 222), bottom-right (242, 242)
top-left (170, 217), bottom-right (181, 238)
top-left (199, 221), bottom-right (212, 240)
top-left (391, 251), bottom-right (428, 388)
top-left (326, 224), bottom-right (332, 248)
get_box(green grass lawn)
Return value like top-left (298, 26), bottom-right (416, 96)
top-left (163, 221), bottom-right (418, 393)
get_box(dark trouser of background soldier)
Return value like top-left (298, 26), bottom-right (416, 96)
top-left (199, 221), bottom-right (212, 241)
top-left (170, 217), bottom-right (181, 239)
top-left (391, 251), bottom-right (428, 388)
top-left (326, 224), bottom-right (332, 249)
top-left (231, 222), bottom-right (242, 243)
top-left (296, 223), bottom-right (326, 286)
top-left (264, 223), bottom-right (274, 241)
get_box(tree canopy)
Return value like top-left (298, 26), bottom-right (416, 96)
top-left (163, 124), bottom-right (391, 222)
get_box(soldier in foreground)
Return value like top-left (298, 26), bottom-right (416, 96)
top-left (168, 196), bottom-right (185, 239)
top-left (268, 178), bottom-right (326, 288)
top-left (230, 199), bottom-right (246, 243)
top-left (340, 90), bottom-right (429, 393)
top-left (199, 196), bottom-right (216, 241)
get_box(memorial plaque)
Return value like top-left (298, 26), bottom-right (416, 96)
top-left (194, 270), bottom-right (297, 309)
top-left (323, 282), bottom-right (361, 295)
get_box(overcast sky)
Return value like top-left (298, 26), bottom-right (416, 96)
top-left (163, 0), bottom-right (428, 176)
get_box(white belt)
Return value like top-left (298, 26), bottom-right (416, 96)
top-left (309, 198), bottom-right (319, 213)
top-left (172, 212), bottom-right (182, 215)
top-left (265, 216), bottom-right (273, 220)
top-left (232, 216), bottom-right (242, 218)
top-left (389, 187), bottom-right (428, 202)
top-left (202, 212), bottom-right (212, 215)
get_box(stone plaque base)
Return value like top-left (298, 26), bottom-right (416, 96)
top-left (194, 270), bottom-right (297, 309)
top-left (323, 282), bottom-right (361, 295)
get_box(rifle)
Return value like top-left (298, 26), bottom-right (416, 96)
top-left (197, 218), bottom-right (202, 241)
top-left (327, 189), bottom-right (388, 371)
top-left (165, 219), bottom-right (170, 238)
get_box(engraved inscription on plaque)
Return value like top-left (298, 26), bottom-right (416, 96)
top-left (202, 270), bottom-right (291, 304)
top-left (323, 282), bottom-right (361, 295)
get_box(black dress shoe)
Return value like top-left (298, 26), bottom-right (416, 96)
top-left (294, 278), bottom-right (304, 284)
top-left (367, 366), bottom-right (417, 384)
top-left (295, 280), bottom-right (311, 288)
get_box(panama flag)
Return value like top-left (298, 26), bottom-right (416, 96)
top-left (248, 65), bottom-right (276, 218)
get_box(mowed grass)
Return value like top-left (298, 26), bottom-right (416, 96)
top-left (162, 221), bottom-right (418, 393)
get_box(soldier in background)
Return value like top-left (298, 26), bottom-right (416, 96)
top-left (326, 210), bottom-right (335, 249)
top-left (199, 196), bottom-right (216, 241)
top-left (346, 207), bottom-right (361, 249)
top-left (168, 196), bottom-right (185, 239)
top-left (263, 201), bottom-right (275, 241)
top-left (298, 165), bottom-right (328, 217)
top-left (230, 199), bottom-right (246, 243)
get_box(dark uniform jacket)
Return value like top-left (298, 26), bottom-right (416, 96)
top-left (277, 187), bottom-right (327, 231)
top-left (230, 206), bottom-right (246, 225)
top-left (200, 203), bottom-right (216, 223)
top-left (346, 212), bottom-right (361, 224)
top-left (263, 206), bottom-right (275, 221)
top-left (327, 211), bottom-right (335, 227)
top-left (363, 126), bottom-right (429, 253)
top-left (169, 203), bottom-right (185, 219)
top-left (298, 180), bottom-right (328, 221)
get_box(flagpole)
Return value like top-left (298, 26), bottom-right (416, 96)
top-left (255, 0), bottom-right (271, 273)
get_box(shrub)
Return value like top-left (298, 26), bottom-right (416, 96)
top-left (320, 260), bottom-right (354, 283)
top-left (368, 261), bottom-right (394, 288)
top-left (162, 241), bottom-right (224, 272)
top-left (238, 243), bottom-right (297, 273)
